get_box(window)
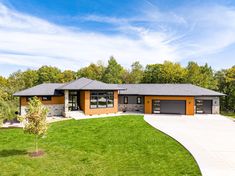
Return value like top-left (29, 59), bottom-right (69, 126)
top-left (90, 91), bottom-right (114, 108)
top-left (42, 96), bottom-right (51, 101)
top-left (26, 96), bottom-right (33, 102)
top-left (137, 97), bottom-right (141, 104)
top-left (124, 96), bottom-right (128, 104)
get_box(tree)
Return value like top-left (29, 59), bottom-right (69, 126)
top-left (77, 61), bottom-right (105, 81)
top-left (0, 100), bottom-right (17, 126)
top-left (128, 61), bottom-right (144, 83)
top-left (102, 56), bottom-right (124, 83)
top-left (37, 66), bottom-right (61, 83)
top-left (59, 70), bottom-right (76, 83)
top-left (142, 61), bottom-right (187, 83)
top-left (216, 66), bottom-right (235, 112)
top-left (186, 62), bottom-right (217, 89)
top-left (18, 97), bottom-right (48, 155)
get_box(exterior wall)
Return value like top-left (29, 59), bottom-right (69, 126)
top-left (20, 96), bottom-right (65, 116)
top-left (118, 95), bottom-right (144, 112)
top-left (118, 104), bottom-right (144, 112)
top-left (118, 95), bottom-right (144, 104)
top-left (195, 96), bottom-right (220, 114)
top-left (144, 96), bottom-right (195, 115)
top-left (21, 104), bottom-right (64, 117)
top-left (20, 96), bottom-right (64, 106)
top-left (81, 90), bottom-right (118, 115)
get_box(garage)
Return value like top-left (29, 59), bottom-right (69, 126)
top-left (152, 100), bottom-right (186, 115)
top-left (196, 99), bottom-right (212, 114)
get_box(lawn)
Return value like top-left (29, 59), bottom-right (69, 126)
top-left (0, 115), bottom-right (201, 176)
top-left (221, 111), bottom-right (235, 118)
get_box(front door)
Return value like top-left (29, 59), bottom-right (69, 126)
top-left (69, 91), bottom-right (79, 111)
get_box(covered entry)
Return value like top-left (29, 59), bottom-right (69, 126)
top-left (153, 100), bottom-right (186, 115)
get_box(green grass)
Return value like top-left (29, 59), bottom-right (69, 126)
top-left (0, 115), bottom-right (201, 176)
top-left (221, 111), bottom-right (235, 118)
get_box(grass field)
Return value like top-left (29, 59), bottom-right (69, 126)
top-left (0, 115), bottom-right (201, 176)
top-left (221, 111), bottom-right (235, 118)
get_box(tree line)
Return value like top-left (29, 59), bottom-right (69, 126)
top-left (0, 56), bottom-right (234, 122)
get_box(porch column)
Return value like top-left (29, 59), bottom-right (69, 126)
top-left (64, 90), bottom-right (69, 116)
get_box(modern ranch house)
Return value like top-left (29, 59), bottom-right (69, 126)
top-left (14, 77), bottom-right (224, 117)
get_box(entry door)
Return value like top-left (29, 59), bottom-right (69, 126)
top-left (69, 91), bottom-right (79, 111)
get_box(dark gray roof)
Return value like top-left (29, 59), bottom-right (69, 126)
top-left (13, 83), bottom-right (64, 96)
top-left (13, 77), bottom-right (225, 97)
top-left (118, 84), bottom-right (225, 96)
top-left (57, 77), bottom-right (124, 90)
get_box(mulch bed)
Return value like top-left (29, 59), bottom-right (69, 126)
top-left (28, 150), bottom-right (44, 157)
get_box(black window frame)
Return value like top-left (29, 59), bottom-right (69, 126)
top-left (137, 97), bottom-right (142, 104)
top-left (124, 96), bottom-right (128, 104)
top-left (42, 96), bottom-right (52, 101)
top-left (26, 96), bottom-right (33, 102)
top-left (90, 91), bottom-right (114, 109)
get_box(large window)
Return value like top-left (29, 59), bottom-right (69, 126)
top-left (90, 91), bottom-right (114, 108)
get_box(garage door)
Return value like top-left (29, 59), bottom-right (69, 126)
top-left (152, 100), bottom-right (186, 115)
top-left (196, 100), bottom-right (212, 114)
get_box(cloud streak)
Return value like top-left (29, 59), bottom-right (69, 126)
top-left (0, 2), bottom-right (235, 75)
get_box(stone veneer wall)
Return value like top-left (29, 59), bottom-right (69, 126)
top-left (21, 104), bottom-right (64, 117)
top-left (195, 97), bottom-right (220, 114)
top-left (118, 104), bottom-right (144, 112)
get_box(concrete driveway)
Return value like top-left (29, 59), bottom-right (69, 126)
top-left (144, 114), bottom-right (235, 176)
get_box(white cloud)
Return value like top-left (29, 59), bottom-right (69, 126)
top-left (0, 2), bottom-right (235, 75)
top-left (0, 3), bottom-right (179, 72)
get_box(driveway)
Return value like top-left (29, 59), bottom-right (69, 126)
top-left (144, 114), bottom-right (235, 176)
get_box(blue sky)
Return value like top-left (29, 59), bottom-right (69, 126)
top-left (0, 0), bottom-right (235, 77)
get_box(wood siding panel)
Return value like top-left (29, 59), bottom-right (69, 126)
top-left (20, 96), bottom-right (65, 106)
top-left (144, 96), bottom-right (195, 115)
top-left (79, 91), bottom-right (86, 111)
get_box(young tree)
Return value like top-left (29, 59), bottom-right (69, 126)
top-left (19, 97), bottom-right (48, 155)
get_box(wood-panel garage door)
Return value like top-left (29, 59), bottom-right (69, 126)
top-left (153, 100), bottom-right (186, 115)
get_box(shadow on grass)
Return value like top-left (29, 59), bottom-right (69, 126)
top-left (0, 149), bottom-right (28, 157)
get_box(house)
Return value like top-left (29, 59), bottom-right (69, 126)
top-left (13, 77), bottom-right (224, 117)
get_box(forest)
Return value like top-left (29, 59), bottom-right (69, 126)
top-left (0, 56), bottom-right (234, 122)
